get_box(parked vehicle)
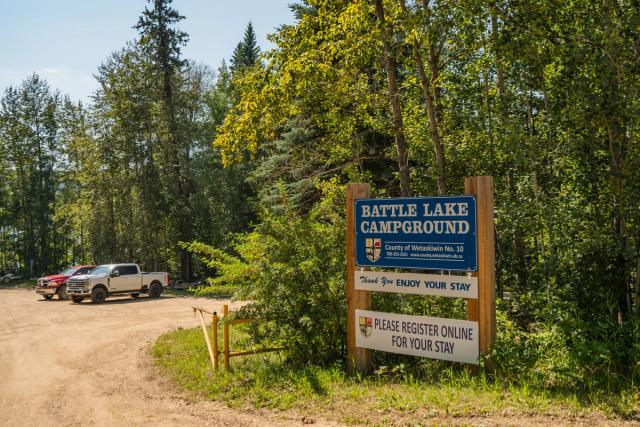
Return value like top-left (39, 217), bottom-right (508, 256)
top-left (1, 272), bottom-right (23, 284)
top-left (66, 263), bottom-right (169, 304)
top-left (35, 265), bottom-right (95, 300)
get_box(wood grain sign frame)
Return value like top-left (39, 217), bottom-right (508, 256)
top-left (346, 176), bottom-right (496, 373)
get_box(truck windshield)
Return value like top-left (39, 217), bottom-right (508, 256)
top-left (60, 267), bottom-right (78, 276)
top-left (90, 266), bottom-right (111, 276)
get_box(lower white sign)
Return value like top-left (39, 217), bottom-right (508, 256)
top-left (355, 271), bottom-right (477, 298)
top-left (355, 309), bottom-right (479, 365)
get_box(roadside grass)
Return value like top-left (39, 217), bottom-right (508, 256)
top-left (164, 284), bottom-right (239, 299)
top-left (190, 283), bottom-right (242, 298)
top-left (163, 288), bottom-right (195, 297)
top-left (0, 279), bottom-right (36, 290)
top-left (153, 326), bottom-right (639, 425)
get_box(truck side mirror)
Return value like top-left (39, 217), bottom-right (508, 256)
top-left (110, 270), bottom-right (120, 278)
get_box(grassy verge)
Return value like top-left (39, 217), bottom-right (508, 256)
top-left (152, 326), bottom-right (639, 425)
top-left (190, 283), bottom-right (242, 298)
top-left (163, 288), bottom-right (196, 297)
top-left (164, 284), bottom-right (239, 299)
top-left (0, 279), bottom-right (36, 289)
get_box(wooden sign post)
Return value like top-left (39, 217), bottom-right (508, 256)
top-left (346, 183), bottom-right (372, 374)
top-left (464, 176), bottom-right (496, 356)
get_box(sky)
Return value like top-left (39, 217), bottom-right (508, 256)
top-left (0, 0), bottom-right (295, 102)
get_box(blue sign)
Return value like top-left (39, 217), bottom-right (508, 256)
top-left (355, 196), bottom-right (477, 271)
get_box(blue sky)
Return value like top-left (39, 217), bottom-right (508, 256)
top-left (0, 0), bottom-right (294, 102)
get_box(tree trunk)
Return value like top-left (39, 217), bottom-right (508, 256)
top-left (399, 0), bottom-right (446, 195)
top-left (156, 2), bottom-right (192, 282)
top-left (607, 123), bottom-right (630, 323)
top-left (492, 11), bottom-right (527, 289)
top-left (374, 0), bottom-right (411, 197)
top-left (602, 0), bottom-right (630, 322)
top-left (421, 1), bottom-right (442, 121)
top-left (635, 258), bottom-right (640, 317)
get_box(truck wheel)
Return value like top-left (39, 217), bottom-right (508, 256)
top-left (71, 296), bottom-right (84, 304)
top-left (43, 295), bottom-right (53, 300)
top-left (91, 287), bottom-right (107, 303)
top-left (2, 276), bottom-right (10, 283)
top-left (148, 283), bottom-right (161, 298)
top-left (130, 293), bottom-right (140, 298)
top-left (57, 285), bottom-right (68, 301)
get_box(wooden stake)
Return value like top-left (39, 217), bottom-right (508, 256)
top-left (464, 176), bottom-right (496, 357)
top-left (223, 304), bottom-right (230, 371)
top-left (346, 183), bottom-right (372, 374)
top-left (212, 313), bottom-right (219, 369)
top-left (197, 310), bottom-right (216, 371)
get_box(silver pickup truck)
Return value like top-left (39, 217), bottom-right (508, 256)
top-left (66, 263), bottom-right (169, 304)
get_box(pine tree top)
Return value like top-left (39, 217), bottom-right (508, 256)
top-left (230, 21), bottom-right (260, 72)
top-left (134, 0), bottom-right (188, 68)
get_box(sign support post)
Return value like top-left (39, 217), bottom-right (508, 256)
top-left (464, 176), bottom-right (496, 357)
top-left (346, 183), bottom-right (372, 374)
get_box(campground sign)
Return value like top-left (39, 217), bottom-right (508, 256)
top-left (346, 177), bottom-right (496, 373)
top-left (355, 196), bottom-right (477, 271)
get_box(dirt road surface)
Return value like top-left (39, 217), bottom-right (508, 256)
top-left (3, 288), bottom-right (629, 427)
top-left (0, 288), bottom-right (314, 426)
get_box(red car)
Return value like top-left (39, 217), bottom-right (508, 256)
top-left (35, 265), bottom-right (96, 300)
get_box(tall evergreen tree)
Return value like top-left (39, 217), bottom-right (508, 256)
top-left (134, 0), bottom-right (193, 280)
top-left (230, 22), bottom-right (260, 72)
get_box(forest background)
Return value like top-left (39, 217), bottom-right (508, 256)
top-left (1, 0), bottom-right (639, 396)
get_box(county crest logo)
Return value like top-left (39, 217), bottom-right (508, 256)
top-left (359, 316), bottom-right (372, 337)
top-left (365, 238), bottom-right (382, 262)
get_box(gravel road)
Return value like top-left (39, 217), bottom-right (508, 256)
top-left (1, 288), bottom-right (632, 427)
top-left (0, 288), bottom-right (306, 426)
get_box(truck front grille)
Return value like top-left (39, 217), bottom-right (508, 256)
top-left (67, 281), bottom-right (85, 291)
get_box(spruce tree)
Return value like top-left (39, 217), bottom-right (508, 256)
top-left (134, 0), bottom-right (193, 281)
top-left (229, 43), bottom-right (244, 72)
top-left (230, 21), bottom-right (260, 72)
top-left (241, 22), bottom-right (259, 67)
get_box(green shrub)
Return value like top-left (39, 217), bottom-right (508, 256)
top-left (490, 305), bottom-right (640, 396)
top-left (184, 180), bottom-right (348, 364)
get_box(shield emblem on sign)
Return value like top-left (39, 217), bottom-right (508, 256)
top-left (359, 316), bottom-right (372, 337)
top-left (365, 238), bottom-right (382, 262)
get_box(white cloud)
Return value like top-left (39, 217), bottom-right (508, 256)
top-left (41, 67), bottom-right (62, 75)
